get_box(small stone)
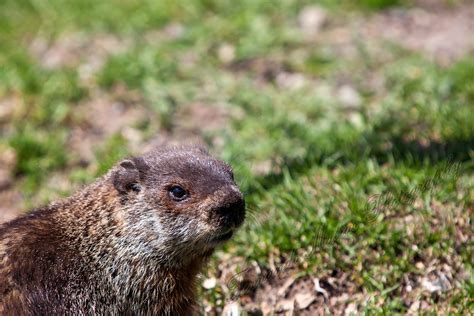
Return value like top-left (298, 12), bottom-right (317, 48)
top-left (298, 6), bottom-right (327, 39)
top-left (222, 301), bottom-right (241, 316)
top-left (275, 299), bottom-right (294, 312)
top-left (408, 300), bottom-right (420, 314)
top-left (251, 160), bottom-right (272, 176)
top-left (0, 97), bottom-right (18, 122)
top-left (276, 72), bottom-right (307, 90)
top-left (348, 112), bottom-right (364, 129)
top-left (294, 292), bottom-right (316, 309)
top-left (218, 43), bottom-right (236, 64)
top-left (202, 277), bottom-right (217, 290)
top-left (164, 23), bottom-right (184, 39)
top-left (421, 274), bottom-right (451, 293)
top-left (338, 85), bottom-right (362, 108)
top-left (344, 303), bottom-right (358, 315)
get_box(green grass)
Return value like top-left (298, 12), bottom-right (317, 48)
top-left (0, 0), bottom-right (472, 313)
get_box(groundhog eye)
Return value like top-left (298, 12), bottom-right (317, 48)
top-left (169, 185), bottom-right (187, 201)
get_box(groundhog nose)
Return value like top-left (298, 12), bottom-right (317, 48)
top-left (216, 193), bottom-right (245, 228)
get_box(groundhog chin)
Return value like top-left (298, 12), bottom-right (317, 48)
top-left (205, 212), bottom-right (245, 246)
top-left (187, 226), bottom-right (236, 250)
top-left (209, 228), bottom-right (235, 244)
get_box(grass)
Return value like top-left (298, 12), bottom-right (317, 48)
top-left (0, 0), bottom-right (472, 313)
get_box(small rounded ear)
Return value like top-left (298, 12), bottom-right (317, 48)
top-left (112, 157), bottom-right (149, 194)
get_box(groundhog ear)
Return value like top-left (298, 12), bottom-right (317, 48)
top-left (112, 157), bottom-right (149, 194)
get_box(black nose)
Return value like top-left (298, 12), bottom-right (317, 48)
top-left (215, 194), bottom-right (246, 228)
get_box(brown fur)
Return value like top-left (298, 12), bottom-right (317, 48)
top-left (0, 147), bottom-right (245, 315)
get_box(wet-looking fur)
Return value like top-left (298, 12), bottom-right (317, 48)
top-left (0, 147), bottom-right (245, 315)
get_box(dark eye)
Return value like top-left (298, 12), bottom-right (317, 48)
top-left (169, 185), bottom-right (188, 201)
top-left (130, 183), bottom-right (141, 192)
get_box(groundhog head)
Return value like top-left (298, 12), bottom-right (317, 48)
top-left (111, 147), bottom-right (245, 265)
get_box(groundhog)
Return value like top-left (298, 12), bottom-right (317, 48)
top-left (0, 147), bottom-right (245, 315)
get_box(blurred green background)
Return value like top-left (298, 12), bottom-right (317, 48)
top-left (0, 0), bottom-right (473, 314)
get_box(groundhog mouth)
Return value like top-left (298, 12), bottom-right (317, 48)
top-left (210, 229), bottom-right (234, 243)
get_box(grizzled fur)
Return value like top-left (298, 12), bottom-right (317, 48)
top-left (0, 147), bottom-right (245, 315)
